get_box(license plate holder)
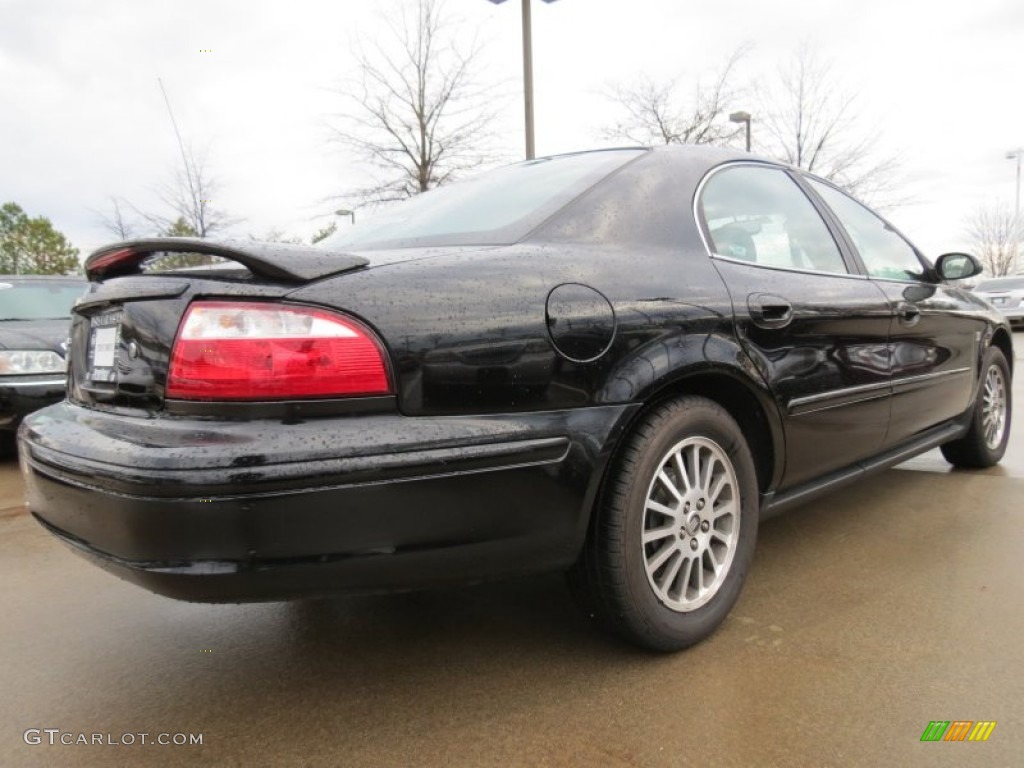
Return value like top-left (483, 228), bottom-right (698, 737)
top-left (88, 311), bottom-right (123, 383)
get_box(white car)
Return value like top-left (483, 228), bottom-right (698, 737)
top-left (974, 276), bottom-right (1024, 328)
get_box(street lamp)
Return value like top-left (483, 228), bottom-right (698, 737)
top-left (730, 111), bottom-right (752, 152)
top-left (1008, 149), bottom-right (1022, 274)
top-left (334, 209), bottom-right (355, 225)
top-left (1006, 149), bottom-right (1021, 224)
top-left (487, 0), bottom-right (559, 161)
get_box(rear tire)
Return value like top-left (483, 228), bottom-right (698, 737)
top-left (941, 346), bottom-right (1012, 468)
top-left (0, 432), bottom-right (15, 460)
top-left (568, 396), bottom-right (759, 652)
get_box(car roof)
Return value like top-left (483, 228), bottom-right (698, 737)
top-left (644, 143), bottom-right (757, 163)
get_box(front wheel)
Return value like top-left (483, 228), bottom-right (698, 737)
top-left (569, 396), bottom-right (759, 652)
top-left (941, 346), bottom-right (1012, 468)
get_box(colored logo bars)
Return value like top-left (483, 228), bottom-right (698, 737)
top-left (920, 721), bottom-right (997, 742)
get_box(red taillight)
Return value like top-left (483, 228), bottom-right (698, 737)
top-left (166, 302), bottom-right (392, 400)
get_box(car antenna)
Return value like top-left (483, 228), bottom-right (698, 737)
top-left (157, 77), bottom-right (200, 227)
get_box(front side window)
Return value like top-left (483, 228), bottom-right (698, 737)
top-left (699, 165), bottom-right (848, 274)
top-left (807, 178), bottom-right (925, 282)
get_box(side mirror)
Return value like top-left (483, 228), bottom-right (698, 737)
top-left (935, 252), bottom-right (983, 281)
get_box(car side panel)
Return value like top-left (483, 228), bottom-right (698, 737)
top-left (289, 243), bottom-right (739, 413)
top-left (712, 259), bottom-right (894, 489)
top-left (871, 280), bottom-right (988, 446)
top-left (290, 240), bottom-right (789, 494)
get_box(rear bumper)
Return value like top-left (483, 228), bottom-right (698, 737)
top-left (20, 401), bottom-right (634, 601)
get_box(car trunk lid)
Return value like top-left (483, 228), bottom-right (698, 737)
top-left (70, 238), bottom-right (372, 412)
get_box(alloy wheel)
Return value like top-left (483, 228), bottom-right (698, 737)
top-left (982, 363), bottom-right (1008, 450)
top-left (641, 436), bottom-right (740, 612)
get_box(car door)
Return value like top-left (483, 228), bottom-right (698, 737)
top-left (804, 177), bottom-right (986, 448)
top-left (697, 163), bottom-right (894, 489)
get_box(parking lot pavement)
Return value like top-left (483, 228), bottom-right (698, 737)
top-left (0, 458), bottom-right (25, 518)
top-left (1, 337), bottom-right (1021, 767)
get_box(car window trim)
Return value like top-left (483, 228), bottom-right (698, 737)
top-left (692, 160), bottom-right (862, 278)
top-left (785, 171), bottom-right (869, 277)
top-left (706, 252), bottom-right (872, 281)
top-left (797, 172), bottom-right (937, 285)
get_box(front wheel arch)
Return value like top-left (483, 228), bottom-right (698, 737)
top-left (991, 328), bottom-right (1014, 377)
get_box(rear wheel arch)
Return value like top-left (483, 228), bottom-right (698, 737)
top-left (632, 370), bottom-right (782, 495)
top-left (569, 393), bottom-right (761, 650)
top-left (572, 362), bottom-right (782, 575)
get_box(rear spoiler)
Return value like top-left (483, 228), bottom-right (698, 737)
top-left (84, 238), bottom-right (369, 283)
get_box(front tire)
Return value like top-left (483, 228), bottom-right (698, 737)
top-left (941, 346), bottom-right (1012, 468)
top-left (569, 396), bottom-right (759, 652)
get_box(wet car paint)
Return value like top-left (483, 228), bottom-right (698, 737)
top-left (17, 146), bottom-right (1014, 603)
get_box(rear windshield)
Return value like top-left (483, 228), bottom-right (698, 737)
top-left (323, 150), bottom-right (645, 251)
top-left (0, 281), bottom-right (85, 320)
top-left (975, 278), bottom-right (1024, 291)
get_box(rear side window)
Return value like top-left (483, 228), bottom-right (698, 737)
top-left (699, 165), bottom-right (848, 274)
top-left (807, 178), bottom-right (925, 282)
top-left (324, 150), bottom-right (645, 250)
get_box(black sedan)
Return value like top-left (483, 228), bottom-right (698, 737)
top-left (19, 147), bottom-right (1014, 651)
top-left (1, 275), bottom-right (86, 457)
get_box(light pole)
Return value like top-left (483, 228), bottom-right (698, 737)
top-left (730, 111), bottom-right (752, 152)
top-left (487, 0), bottom-right (559, 160)
top-left (1006, 149), bottom-right (1021, 223)
top-left (1008, 149), bottom-right (1022, 274)
top-left (334, 209), bottom-right (355, 225)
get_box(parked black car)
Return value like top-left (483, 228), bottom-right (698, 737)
top-left (1, 275), bottom-right (86, 457)
top-left (20, 147), bottom-right (1014, 651)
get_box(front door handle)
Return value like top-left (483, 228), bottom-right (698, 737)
top-left (897, 302), bottom-right (921, 327)
top-left (748, 293), bottom-right (794, 329)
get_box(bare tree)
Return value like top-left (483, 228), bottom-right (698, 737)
top-left (99, 197), bottom-right (139, 240)
top-left (97, 81), bottom-right (236, 242)
top-left (310, 221), bottom-right (337, 244)
top-left (102, 146), bottom-right (234, 241)
top-left (248, 228), bottom-right (303, 245)
top-left (601, 48), bottom-right (748, 147)
top-left (138, 144), bottom-right (236, 238)
top-left (756, 44), bottom-right (902, 206)
top-left (149, 78), bottom-right (236, 237)
top-left (331, 0), bottom-right (499, 203)
top-left (964, 203), bottom-right (1021, 276)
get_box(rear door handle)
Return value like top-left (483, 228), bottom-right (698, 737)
top-left (747, 293), bottom-right (794, 329)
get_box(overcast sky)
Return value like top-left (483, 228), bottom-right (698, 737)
top-left (2, 0), bottom-right (1022, 260)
